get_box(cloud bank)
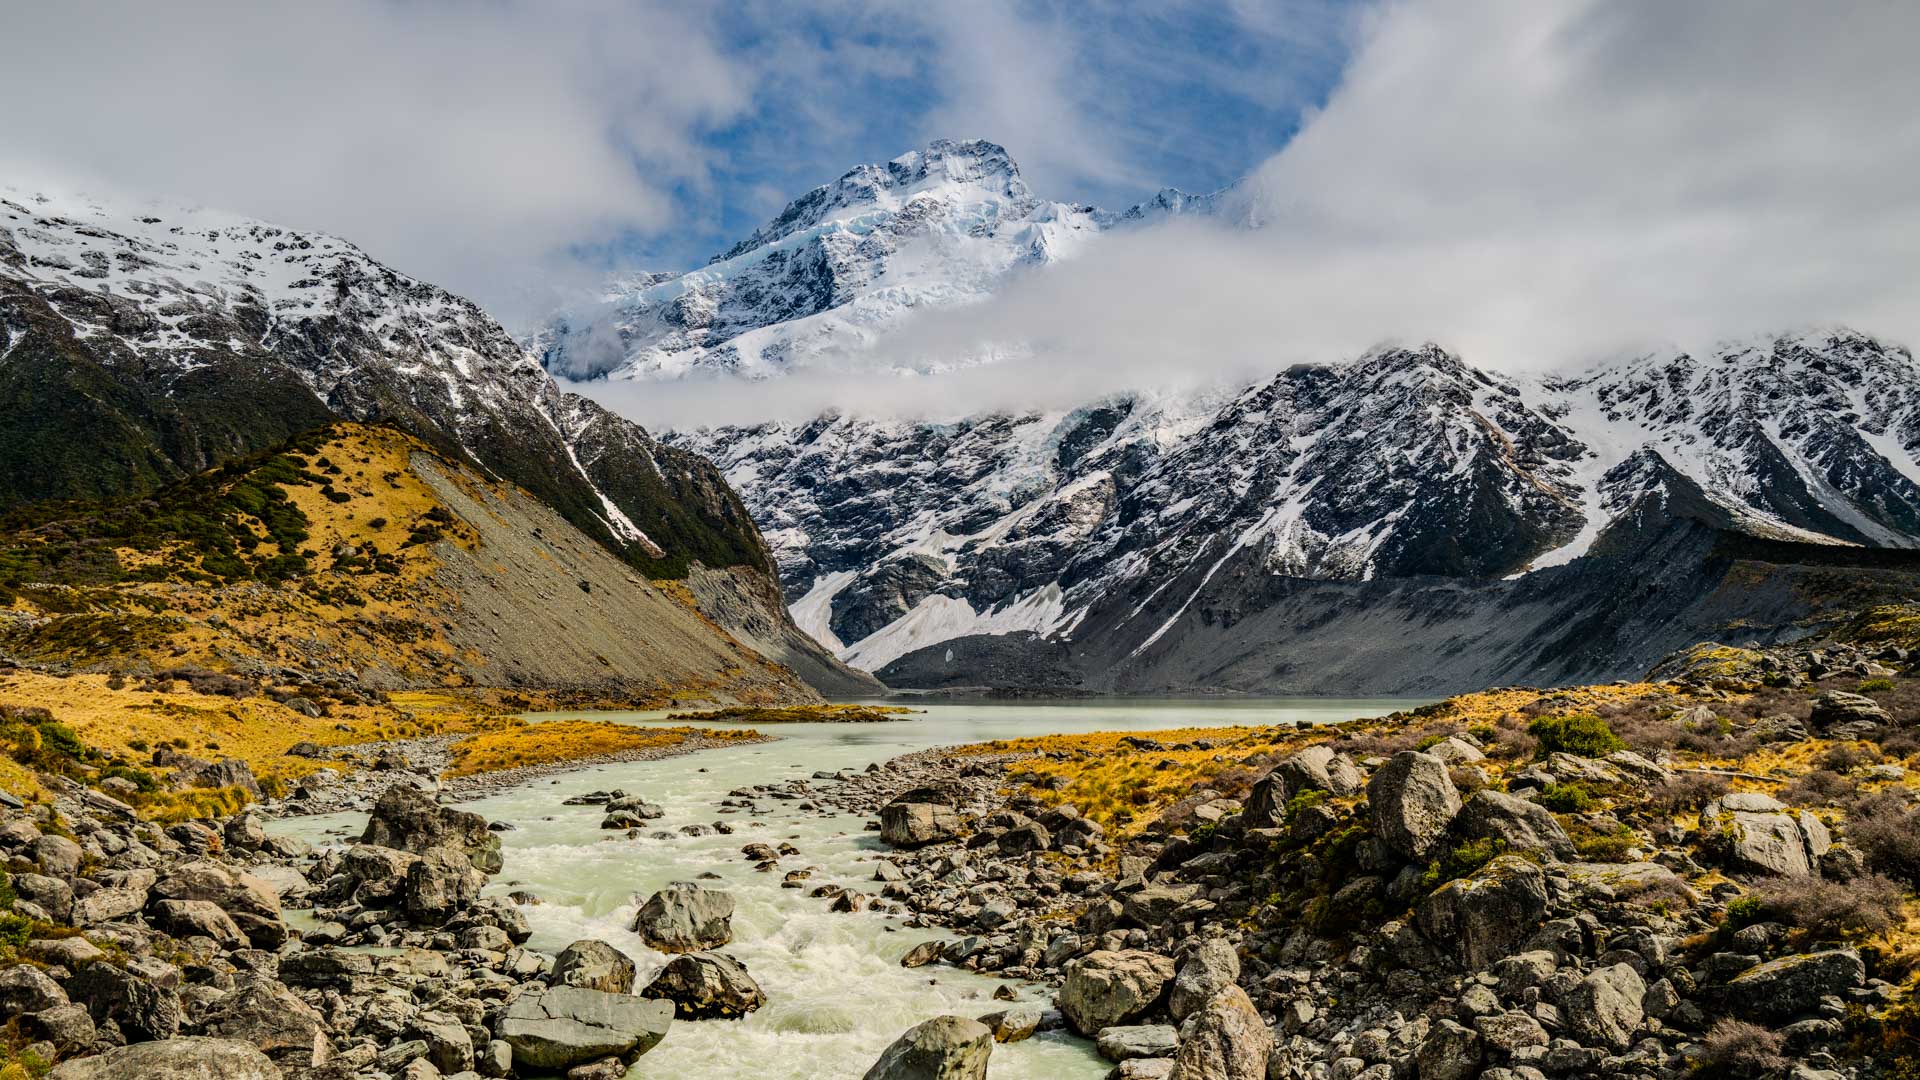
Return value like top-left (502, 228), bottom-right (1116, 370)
top-left (584, 0), bottom-right (1920, 429)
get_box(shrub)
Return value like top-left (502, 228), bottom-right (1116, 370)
top-left (0, 912), bottom-right (30, 949)
top-left (1570, 822), bottom-right (1637, 861)
top-left (1644, 773), bottom-right (1731, 815)
top-left (1419, 838), bottom-right (1510, 891)
top-left (1535, 782), bottom-right (1596, 813)
top-left (1527, 713), bottom-right (1625, 758)
top-left (1284, 789), bottom-right (1328, 822)
top-left (1723, 894), bottom-right (1766, 931)
top-left (35, 722), bottom-right (83, 759)
top-left (1781, 769), bottom-right (1856, 807)
top-left (1844, 791), bottom-right (1920, 886)
top-left (1862, 678), bottom-right (1897, 693)
top-left (1821, 744), bottom-right (1880, 773)
top-left (1700, 1019), bottom-right (1787, 1078)
top-left (1749, 873), bottom-right (1905, 940)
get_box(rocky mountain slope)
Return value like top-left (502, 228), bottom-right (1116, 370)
top-left (672, 332), bottom-right (1920, 694)
top-left (0, 188), bottom-right (873, 696)
top-left (0, 423), bottom-right (817, 704)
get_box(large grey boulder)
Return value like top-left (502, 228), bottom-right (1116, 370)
top-left (1726, 949), bottom-right (1865, 1022)
top-left (1416, 1019), bottom-right (1483, 1080)
top-left (641, 951), bottom-right (767, 1019)
top-left (1456, 790), bottom-right (1576, 860)
top-left (1168, 986), bottom-right (1271, 1080)
top-left (553, 939), bottom-right (636, 994)
top-left (1366, 751), bottom-right (1461, 860)
top-left (632, 882), bottom-right (735, 952)
top-left (361, 783), bottom-right (504, 874)
top-left (862, 1015), bottom-right (993, 1080)
top-left (1809, 691), bottom-right (1891, 729)
top-left (1097, 1025), bottom-right (1179, 1061)
top-left (1414, 855), bottom-right (1549, 971)
top-left (67, 960), bottom-right (182, 1041)
top-left (1168, 939), bottom-right (1241, 1022)
top-left (1246, 746), bottom-right (1363, 827)
top-left (49, 1037), bottom-right (281, 1079)
top-left (404, 849), bottom-right (485, 924)
top-left (198, 975), bottom-right (333, 1068)
top-left (499, 985), bottom-right (673, 1071)
top-left (1059, 950), bottom-right (1178, 1036)
top-left (0, 965), bottom-right (67, 1014)
top-left (1702, 795), bottom-right (1822, 877)
top-left (152, 898), bottom-right (248, 948)
top-left (149, 859), bottom-right (286, 948)
top-left (1558, 963), bottom-right (1645, 1050)
top-left (881, 801), bottom-right (962, 847)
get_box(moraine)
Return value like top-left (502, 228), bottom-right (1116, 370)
top-left (270, 697), bottom-right (1418, 1078)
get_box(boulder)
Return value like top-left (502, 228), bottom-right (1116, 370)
top-left (1168, 939), bottom-right (1240, 1023)
top-left (224, 812), bottom-right (268, 850)
top-left (72, 884), bottom-right (147, 926)
top-left (1702, 799), bottom-right (1818, 877)
top-left (1059, 950), bottom-right (1178, 1036)
top-left (1098, 1025), bottom-right (1179, 1061)
top-left (1416, 1019), bottom-right (1483, 1080)
top-left (1247, 746), bottom-right (1363, 827)
top-left (1122, 884), bottom-right (1202, 927)
top-left (9, 873), bottom-right (72, 922)
top-left (67, 959), bottom-right (182, 1041)
top-left (1168, 986), bottom-right (1271, 1080)
top-left (1366, 751), bottom-right (1461, 860)
top-left (48, 1037), bottom-right (280, 1080)
top-left (361, 784), bottom-right (504, 874)
top-left (861, 1015), bottom-right (993, 1080)
top-left (977, 1004), bottom-right (1046, 1043)
top-left (1809, 691), bottom-right (1891, 729)
top-left (1726, 949), bottom-right (1865, 1022)
top-left (1425, 737), bottom-right (1485, 765)
top-left (413, 1009), bottom-right (475, 1074)
top-left (1456, 790), bottom-right (1576, 860)
top-left (32, 834), bottom-right (83, 878)
top-left (404, 849), bottom-right (485, 924)
top-left (1414, 855), bottom-right (1549, 970)
top-left (1558, 963), bottom-right (1645, 1050)
top-left (640, 951), bottom-right (767, 1019)
top-left (19, 1002), bottom-right (96, 1056)
top-left (553, 939), bottom-right (637, 994)
top-left (499, 986), bottom-right (673, 1071)
top-left (632, 882), bottom-right (735, 952)
top-left (178, 757), bottom-right (262, 797)
top-left (152, 898), bottom-right (248, 948)
top-left (199, 975), bottom-right (333, 1068)
top-left (150, 859), bottom-right (286, 948)
top-left (0, 965), bottom-right (68, 1013)
top-left (881, 801), bottom-right (962, 847)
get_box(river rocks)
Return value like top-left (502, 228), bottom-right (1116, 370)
top-left (633, 882), bottom-right (735, 952)
top-left (1168, 939), bottom-right (1240, 1023)
top-left (901, 940), bottom-right (947, 968)
top-left (1726, 949), bottom-right (1865, 1022)
top-left (1366, 751), bottom-right (1461, 860)
top-left (1455, 790), bottom-right (1576, 860)
top-left (976, 1004), bottom-right (1046, 1043)
top-left (553, 939), bottom-right (637, 993)
top-left (1414, 855), bottom-right (1549, 970)
top-left (1059, 950), bottom-right (1177, 1036)
top-left (48, 1037), bottom-right (280, 1080)
top-left (361, 783), bottom-right (504, 874)
top-left (1168, 986), bottom-right (1269, 1080)
top-left (1098, 1024), bottom-right (1179, 1061)
top-left (862, 1015), bottom-right (993, 1080)
top-left (1559, 962), bottom-right (1646, 1050)
top-left (881, 799), bottom-right (962, 847)
top-left (640, 951), bottom-right (767, 1019)
top-left (404, 848), bottom-right (485, 923)
top-left (499, 985), bottom-right (674, 1070)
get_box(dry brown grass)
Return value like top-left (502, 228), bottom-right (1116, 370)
top-left (443, 719), bottom-right (764, 777)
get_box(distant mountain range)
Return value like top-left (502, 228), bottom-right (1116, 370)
top-left (534, 139), bottom-right (1920, 694)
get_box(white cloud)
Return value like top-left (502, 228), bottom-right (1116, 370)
top-left (0, 1), bottom-right (748, 325)
top-left (599, 0), bottom-right (1920, 428)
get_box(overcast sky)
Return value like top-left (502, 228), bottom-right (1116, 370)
top-left (6, 1), bottom-right (1917, 426)
top-left (0, 0), bottom-right (1351, 327)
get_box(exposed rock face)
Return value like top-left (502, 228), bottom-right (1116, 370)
top-left (1059, 950), bottom-right (1177, 1036)
top-left (1726, 949), bottom-right (1866, 1022)
top-left (640, 952), bottom-right (768, 1019)
top-left (362, 785), bottom-right (504, 874)
top-left (1415, 856), bottom-right (1550, 971)
top-left (1366, 751), bottom-right (1462, 860)
top-left (498, 986), bottom-right (673, 1071)
top-left (1455, 790), bottom-right (1577, 860)
top-left (632, 882), bottom-right (736, 952)
top-left (47, 1037), bottom-right (280, 1080)
top-left (861, 1015), bottom-right (994, 1080)
top-left (552, 939), bottom-right (637, 994)
top-left (1169, 986), bottom-right (1271, 1080)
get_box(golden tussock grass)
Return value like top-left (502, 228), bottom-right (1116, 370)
top-left (444, 719), bottom-right (764, 777)
top-left (666, 703), bottom-right (914, 723)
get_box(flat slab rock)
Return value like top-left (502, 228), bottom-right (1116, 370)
top-left (500, 985), bottom-right (674, 1070)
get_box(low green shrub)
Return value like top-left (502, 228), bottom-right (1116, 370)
top-left (1527, 713), bottom-right (1625, 757)
top-left (1535, 782), bottom-right (1596, 813)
